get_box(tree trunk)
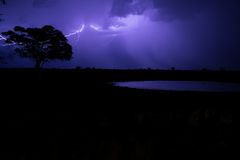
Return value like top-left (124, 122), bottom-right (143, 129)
top-left (35, 60), bottom-right (41, 70)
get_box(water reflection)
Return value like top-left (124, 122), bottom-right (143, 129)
top-left (115, 81), bottom-right (240, 92)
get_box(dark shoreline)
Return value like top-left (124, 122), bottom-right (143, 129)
top-left (1, 68), bottom-right (240, 82)
top-left (0, 68), bottom-right (235, 155)
top-left (1, 68), bottom-right (239, 102)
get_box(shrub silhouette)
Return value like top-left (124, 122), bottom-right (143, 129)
top-left (2, 25), bottom-right (73, 69)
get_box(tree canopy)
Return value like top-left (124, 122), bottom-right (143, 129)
top-left (2, 25), bottom-right (73, 69)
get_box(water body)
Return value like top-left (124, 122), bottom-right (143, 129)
top-left (115, 81), bottom-right (240, 92)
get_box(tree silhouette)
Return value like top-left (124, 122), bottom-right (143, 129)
top-left (0, 56), bottom-right (3, 62)
top-left (2, 25), bottom-right (73, 69)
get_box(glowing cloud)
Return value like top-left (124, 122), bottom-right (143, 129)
top-left (89, 24), bottom-right (103, 32)
top-left (114, 14), bottom-right (147, 30)
top-left (89, 24), bottom-right (121, 37)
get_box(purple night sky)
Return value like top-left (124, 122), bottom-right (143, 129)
top-left (0, 0), bottom-right (240, 70)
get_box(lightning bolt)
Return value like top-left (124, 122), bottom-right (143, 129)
top-left (0, 34), bottom-right (6, 41)
top-left (0, 34), bottom-right (16, 46)
top-left (65, 24), bottom-right (85, 38)
top-left (0, 22), bottom-right (123, 48)
top-left (0, 24), bottom-right (86, 47)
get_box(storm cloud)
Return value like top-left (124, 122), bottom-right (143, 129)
top-left (1, 0), bottom-right (240, 69)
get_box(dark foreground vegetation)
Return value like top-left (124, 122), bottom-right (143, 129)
top-left (0, 68), bottom-right (236, 158)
